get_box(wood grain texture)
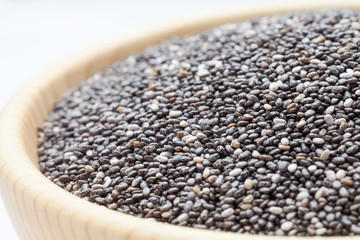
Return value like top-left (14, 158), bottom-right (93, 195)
top-left (1, 1), bottom-right (360, 239)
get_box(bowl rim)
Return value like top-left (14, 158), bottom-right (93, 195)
top-left (1, 1), bottom-right (360, 239)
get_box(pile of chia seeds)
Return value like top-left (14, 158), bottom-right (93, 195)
top-left (38, 9), bottom-right (360, 236)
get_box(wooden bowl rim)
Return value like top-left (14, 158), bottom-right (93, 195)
top-left (1, 1), bottom-right (360, 239)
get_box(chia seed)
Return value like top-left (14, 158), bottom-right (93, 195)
top-left (38, 9), bottom-right (360, 236)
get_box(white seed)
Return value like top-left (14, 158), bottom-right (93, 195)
top-left (206, 60), bottom-right (218, 67)
top-left (296, 120), bottom-right (306, 128)
top-left (305, 109), bottom-right (316, 117)
top-left (142, 188), bottom-right (150, 196)
top-left (161, 210), bottom-right (173, 218)
top-left (336, 169), bottom-right (346, 179)
top-left (182, 135), bottom-right (193, 141)
top-left (197, 68), bottom-right (210, 77)
top-left (310, 58), bottom-right (320, 64)
top-left (297, 191), bottom-right (309, 201)
top-left (273, 54), bottom-right (284, 60)
top-left (300, 69), bottom-right (307, 78)
top-left (196, 132), bottom-right (207, 139)
top-left (244, 179), bottom-right (254, 190)
top-left (332, 180), bottom-right (341, 189)
top-left (202, 187), bottom-right (210, 194)
top-left (126, 130), bottom-right (134, 138)
top-left (304, 212), bottom-right (316, 220)
top-left (181, 62), bottom-right (191, 69)
top-left (177, 213), bottom-right (189, 222)
top-left (193, 156), bottom-right (204, 163)
top-left (334, 118), bottom-right (346, 125)
top-left (316, 228), bottom-right (327, 236)
top-left (264, 104), bottom-right (272, 111)
top-left (274, 118), bottom-right (286, 124)
top-left (110, 158), bottom-right (120, 165)
top-left (324, 114), bottom-right (334, 125)
top-left (241, 65), bottom-right (249, 70)
top-left (344, 98), bottom-right (354, 108)
top-left (351, 204), bottom-right (360, 211)
top-left (192, 186), bottom-right (201, 193)
top-left (85, 165), bottom-right (94, 173)
top-left (53, 127), bottom-right (60, 133)
top-left (243, 194), bottom-right (254, 203)
top-left (202, 168), bottom-right (210, 178)
top-left (281, 138), bottom-right (289, 145)
top-left (351, 225), bottom-right (360, 234)
top-left (185, 136), bottom-right (197, 144)
top-left (319, 129), bottom-right (327, 136)
top-left (325, 106), bottom-right (335, 114)
top-left (103, 178), bottom-right (112, 189)
top-left (240, 203), bottom-right (252, 210)
top-left (281, 221), bottom-right (293, 232)
top-left (286, 212), bottom-right (296, 221)
top-left (313, 138), bottom-right (325, 145)
top-left (302, 37), bottom-right (310, 44)
top-left (179, 120), bottom-right (188, 127)
top-left (269, 82), bottom-right (279, 91)
top-left (272, 174), bottom-right (281, 183)
top-left (234, 148), bottom-right (243, 156)
top-left (169, 110), bottom-right (182, 117)
top-left (307, 166), bottom-right (317, 174)
top-left (86, 150), bottom-right (94, 157)
top-left (320, 149), bottom-right (330, 161)
top-left (315, 187), bottom-right (326, 199)
top-left (311, 217), bottom-right (319, 224)
top-left (160, 152), bottom-right (171, 157)
top-left (339, 187), bottom-right (349, 198)
top-left (287, 164), bottom-right (297, 173)
top-left (149, 103), bottom-right (159, 112)
top-left (294, 94), bottom-right (305, 103)
top-left (326, 170), bottom-right (336, 181)
top-left (340, 72), bottom-right (353, 79)
top-left (221, 208), bottom-right (234, 218)
top-left (96, 172), bottom-right (105, 179)
top-left (127, 124), bottom-right (140, 131)
top-left (269, 206), bottom-right (283, 215)
top-left (155, 155), bottom-right (168, 163)
top-left (229, 168), bottom-right (242, 177)
top-left (352, 22), bottom-right (360, 30)
top-left (344, 133), bottom-right (352, 139)
top-left (252, 150), bottom-right (260, 158)
top-left (292, 66), bottom-right (302, 73)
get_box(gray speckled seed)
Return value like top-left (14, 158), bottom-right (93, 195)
top-left (269, 206), bottom-right (283, 215)
top-left (324, 114), bottom-right (334, 125)
top-left (221, 208), bottom-right (234, 218)
top-left (169, 110), bottom-right (182, 117)
top-left (281, 221), bottom-right (293, 232)
top-left (320, 149), bottom-right (330, 161)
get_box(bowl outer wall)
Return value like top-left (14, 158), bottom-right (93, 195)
top-left (1, 1), bottom-right (360, 239)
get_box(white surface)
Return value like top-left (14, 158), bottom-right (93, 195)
top-left (0, 0), bottom-right (268, 239)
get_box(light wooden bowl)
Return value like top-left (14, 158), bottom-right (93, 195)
top-left (1, 1), bottom-right (360, 239)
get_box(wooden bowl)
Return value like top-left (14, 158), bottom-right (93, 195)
top-left (1, 1), bottom-right (360, 239)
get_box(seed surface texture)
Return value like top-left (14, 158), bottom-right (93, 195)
top-left (39, 9), bottom-right (360, 236)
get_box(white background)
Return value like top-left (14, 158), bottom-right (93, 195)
top-left (0, 0), bottom-right (272, 239)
